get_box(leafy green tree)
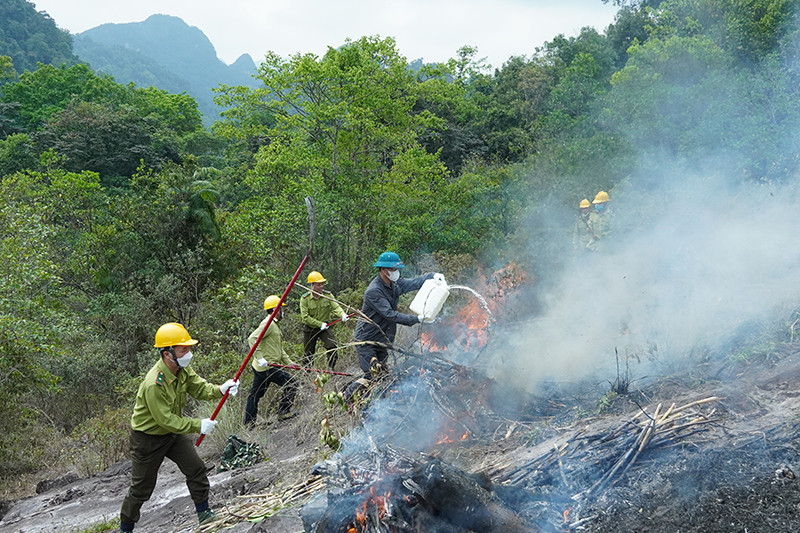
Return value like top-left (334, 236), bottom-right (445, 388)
top-left (0, 63), bottom-right (125, 131)
top-left (127, 86), bottom-right (203, 135)
top-left (604, 36), bottom-right (735, 155)
top-left (114, 162), bottom-right (227, 324)
top-left (0, 55), bottom-right (15, 83)
top-left (540, 28), bottom-right (617, 129)
top-left (427, 162), bottom-right (522, 254)
top-left (0, 132), bottom-right (36, 175)
top-left (605, 5), bottom-right (654, 67)
top-left (414, 47), bottom-right (490, 175)
top-left (603, 32), bottom-right (800, 181)
top-left (647, 0), bottom-right (795, 63)
top-left (217, 36), bottom-right (446, 286)
top-left (33, 101), bottom-right (164, 182)
top-left (0, 198), bottom-right (63, 473)
top-left (0, 56), bottom-right (23, 136)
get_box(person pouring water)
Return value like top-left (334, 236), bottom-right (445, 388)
top-left (344, 251), bottom-right (444, 400)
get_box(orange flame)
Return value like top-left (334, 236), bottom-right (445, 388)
top-left (436, 434), bottom-right (454, 445)
top-left (563, 506), bottom-right (572, 522)
top-left (422, 262), bottom-right (526, 353)
top-left (356, 500), bottom-right (366, 526)
top-left (352, 485), bottom-right (392, 529)
top-left (435, 428), bottom-right (470, 446)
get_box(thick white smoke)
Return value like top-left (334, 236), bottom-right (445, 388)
top-left (489, 170), bottom-right (800, 391)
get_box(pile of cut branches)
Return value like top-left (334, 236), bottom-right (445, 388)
top-left (478, 397), bottom-right (722, 529)
top-left (196, 476), bottom-right (325, 532)
top-left (492, 397), bottom-right (721, 490)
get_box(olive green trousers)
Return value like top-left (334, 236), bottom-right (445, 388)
top-left (120, 430), bottom-right (209, 524)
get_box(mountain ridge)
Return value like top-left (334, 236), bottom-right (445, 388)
top-left (74, 14), bottom-right (259, 124)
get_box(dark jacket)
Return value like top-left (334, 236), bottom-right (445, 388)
top-left (354, 272), bottom-right (434, 343)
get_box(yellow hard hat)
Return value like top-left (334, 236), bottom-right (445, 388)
top-left (307, 271), bottom-right (327, 284)
top-left (592, 191), bottom-right (609, 204)
top-left (264, 295), bottom-right (286, 310)
top-left (579, 199), bottom-right (591, 208)
top-left (154, 323), bottom-right (198, 348)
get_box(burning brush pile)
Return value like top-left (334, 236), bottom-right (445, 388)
top-left (298, 350), bottom-right (722, 533)
top-left (300, 359), bottom-right (534, 533)
top-left (291, 265), bottom-right (724, 532)
top-left (290, 267), bottom-right (719, 532)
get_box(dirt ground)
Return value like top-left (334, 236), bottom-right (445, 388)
top-left (3, 340), bottom-right (800, 533)
top-left (586, 350), bottom-right (800, 533)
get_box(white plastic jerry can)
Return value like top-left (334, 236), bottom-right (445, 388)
top-left (410, 277), bottom-right (450, 322)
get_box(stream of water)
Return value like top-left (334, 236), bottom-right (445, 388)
top-left (447, 285), bottom-right (492, 317)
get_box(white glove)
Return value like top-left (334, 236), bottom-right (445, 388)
top-left (418, 314), bottom-right (426, 323)
top-left (200, 418), bottom-right (217, 435)
top-left (320, 322), bottom-right (329, 330)
top-left (433, 272), bottom-right (446, 284)
top-left (220, 378), bottom-right (239, 397)
top-left (257, 358), bottom-right (268, 368)
top-left (340, 314), bottom-right (349, 322)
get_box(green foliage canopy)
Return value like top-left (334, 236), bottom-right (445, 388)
top-left (216, 36), bottom-right (449, 286)
top-left (0, 63), bottom-right (204, 183)
top-left (0, 0), bottom-right (78, 75)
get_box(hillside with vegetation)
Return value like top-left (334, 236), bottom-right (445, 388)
top-left (2, 0), bottom-right (800, 531)
top-left (0, 1), bottom-right (259, 124)
top-left (72, 34), bottom-right (193, 96)
top-left (0, 0), bottom-right (78, 74)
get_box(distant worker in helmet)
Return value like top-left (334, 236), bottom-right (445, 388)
top-left (572, 198), bottom-right (595, 250)
top-left (119, 323), bottom-right (239, 533)
top-left (300, 271), bottom-right (347, 370)
top-left (587, 190), bottom-right (613, 252)
top-left (243, 295), bottom-right (298, 426)
top-left (345, 251), bottom-right (443, 400)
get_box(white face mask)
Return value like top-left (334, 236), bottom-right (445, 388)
top-left (388, 270), bottom-right (400, 282)
top-left (175, 351), bottom-right (193, 368)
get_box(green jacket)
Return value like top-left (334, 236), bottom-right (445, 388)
top-left (130, 358), bottom-right (221, 435)
top-left (249, 316), bottom-right (294, 371)
top-left (299, 290), bottom-right (344, 328)
top-left (586, 208), bottom-right (613, 251)
top-left (573, 214), bottom-right (594, 249)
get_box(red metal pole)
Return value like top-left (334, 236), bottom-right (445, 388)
top-left (324, 312), bottom-right (356, 328)
top-left (196, 254), bottom-right (309, 446)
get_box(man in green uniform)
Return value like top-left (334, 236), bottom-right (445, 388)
top-left (119, 322), bottom-right (239, 532)
top-left (300, 270), bottom-right (347, 370)
top-left (587, 190), bottom-right (613, 252)
top-left (572, 198), bottom-right (594, 251)
top-left (243, 295), bottom-right (299, 426)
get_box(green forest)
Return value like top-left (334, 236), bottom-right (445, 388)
top-left (2, 0), bottom-right (800, 494)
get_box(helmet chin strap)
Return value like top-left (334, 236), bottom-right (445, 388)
top-left (167, 346), bottom-right (181, 370)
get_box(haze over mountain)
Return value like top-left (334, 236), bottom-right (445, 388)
top-left (74, 14), bottom-right (259, 124)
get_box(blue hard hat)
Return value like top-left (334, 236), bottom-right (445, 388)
top-left (373, 251), bottom-right (405, 269)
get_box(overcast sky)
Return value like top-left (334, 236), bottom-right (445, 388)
top-left (32, 0), bottom-right (620, 68)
